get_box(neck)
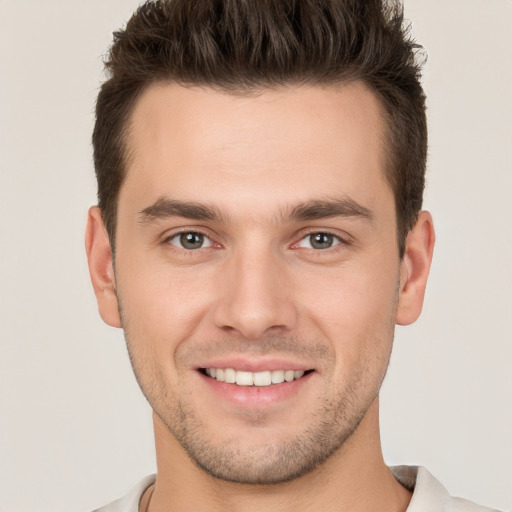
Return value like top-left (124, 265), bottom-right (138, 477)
top-left (147, 399), bottom-right (411, 512)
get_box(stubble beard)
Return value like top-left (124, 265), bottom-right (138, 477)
top-left (123, 330), bottom-right (393, 486)
top-left (167, 367), bottom-right (377, 484)
top-left (118, 277), bottom-right (399, 485)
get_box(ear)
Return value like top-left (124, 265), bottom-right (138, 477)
top-left (396, 210), bottom-right (435, 326)
top-left (85, 206), bottom-right (122, 328)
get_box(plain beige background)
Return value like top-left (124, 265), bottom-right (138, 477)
top-left (0, 1), bottom-right (511, 511)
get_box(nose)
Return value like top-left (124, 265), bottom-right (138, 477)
top-left (212, 247), bottom-right (298, 340)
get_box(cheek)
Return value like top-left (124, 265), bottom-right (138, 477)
top-left (115, 257), bottom-right (218, 360)
top-left (297, 259), bottom-right (399, 359)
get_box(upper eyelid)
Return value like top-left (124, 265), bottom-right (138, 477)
top-left (294, 232), bottom-right (344, 248)
top-left (161, 227), bottom-right (215, 242)
top-left (163, 230), bottom-right (217, 252)
top-left (295, 228), bottom-right (351, 243)
top-left (159, 227), bottom-right (352, 248)
top-left (300, 229), bottom-right (343, 238)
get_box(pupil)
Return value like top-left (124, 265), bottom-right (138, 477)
top-left (311, 233), bottom-right (333, 249)
top-left (181, 232), bottom-right (203, 249)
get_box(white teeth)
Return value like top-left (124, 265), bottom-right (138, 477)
top-left (284, 370), bottom-right (295, 382)
top-left (236, 371), bottom-right (253, 386)
top-left (253, 371), bottom-right (272, 387)
top-left (224, 368), bottom-right (236, 384)
top-left (205, 368), bottom-right (308, 386)
top-left (271, 370), bottom-right (285, 384)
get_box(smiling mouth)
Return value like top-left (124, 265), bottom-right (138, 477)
top-left (200, 368), bottom-right (314, 387)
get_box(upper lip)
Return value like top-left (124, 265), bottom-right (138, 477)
top-left (195, 357), bottom-right (314, 373)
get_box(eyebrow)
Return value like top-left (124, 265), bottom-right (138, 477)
top-left (138, 198), bottom-right (228, 224)
top-left (138, 196), bottom-right (373, 225)
top-left (285, 198), bottom-right (374, 223)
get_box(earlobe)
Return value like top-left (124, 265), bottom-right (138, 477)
top-left (85, 206), bottom-right (122, 328)
top-left (396, 211), bottom-right (435, 326)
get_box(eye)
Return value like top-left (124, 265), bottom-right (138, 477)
top-left (297, 232), bottom-right (342, 250)
top-left (167, 231), bottom-right (212, 250)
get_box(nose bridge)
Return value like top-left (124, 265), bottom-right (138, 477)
top-left (213, 238), bottom-right (297, 339)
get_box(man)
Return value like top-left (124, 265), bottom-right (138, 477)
top-left (85, 1), bottom-right (499, 511)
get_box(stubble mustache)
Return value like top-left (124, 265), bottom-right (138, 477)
top-left (176, 334), bottom-right (334, 368)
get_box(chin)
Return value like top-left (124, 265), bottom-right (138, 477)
top-left (156, 393), bottom-right (369, 485)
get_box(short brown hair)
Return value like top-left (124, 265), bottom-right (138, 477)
top-left (93, 0), bottom-right (427, 256)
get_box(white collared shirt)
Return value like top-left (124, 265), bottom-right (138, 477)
top-left (90, 466), bottom-right (502, 512)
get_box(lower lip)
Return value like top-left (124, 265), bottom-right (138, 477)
top-left (198, 371), bottom-right (314, 407)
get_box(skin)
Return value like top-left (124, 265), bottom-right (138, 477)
top-left (86, 81), bottom-right (435, 512)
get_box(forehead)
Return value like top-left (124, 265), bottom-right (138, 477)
top-left (121, 81), bottom-right (392, 220)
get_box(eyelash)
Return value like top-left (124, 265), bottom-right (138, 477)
top-left (162, 229), bottom-right (349, 254)
top-left (163, 229), bottom-right (216, 252)
top-left (291, 230), bottom-right (350, 256)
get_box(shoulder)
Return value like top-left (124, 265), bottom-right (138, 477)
top-left (90, 474), bottom-right (156, 512)
top-left (390, 466), bottom-right (503, 512)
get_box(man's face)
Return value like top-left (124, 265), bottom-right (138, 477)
top-left (112, 82), bottom-right (403, 483)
